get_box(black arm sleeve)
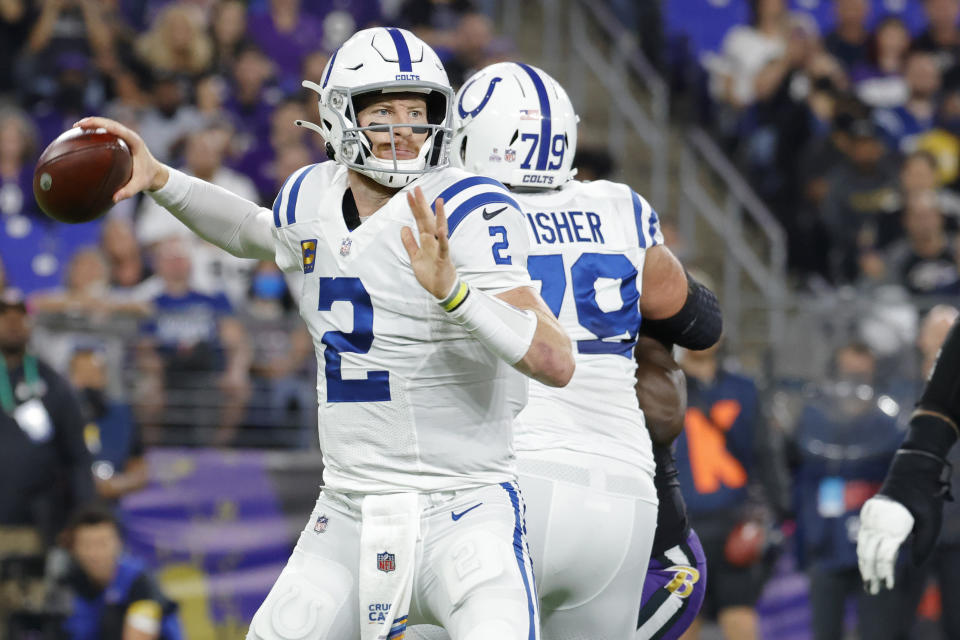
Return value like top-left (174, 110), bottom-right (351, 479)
top-left (641, 273), bottom-right (722, 351)
top-left (876, 319), bottom-right (960, 564)
top-left (914, 318), bottom-right (960, 455)
top-left (651, 443), bottom-right (691, 556)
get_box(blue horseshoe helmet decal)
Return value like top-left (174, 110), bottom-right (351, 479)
top-left (457, 76), bottom-right (503, 119)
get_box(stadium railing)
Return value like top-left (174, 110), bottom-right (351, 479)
top-left (678, 128), bottom-right (788, 366)
top-left (30, 312), bottom-right (317, 449)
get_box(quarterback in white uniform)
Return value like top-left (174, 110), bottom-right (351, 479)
top-left (411, 63), bottom-right (722, 640)
top-left (78, 29), bottom-right (575, 640)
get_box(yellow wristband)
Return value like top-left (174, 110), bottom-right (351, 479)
top-left (440, 280), bottom-right (470, 312)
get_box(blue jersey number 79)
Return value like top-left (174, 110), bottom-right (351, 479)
top-left (527, 252), bottom-right (641, 357)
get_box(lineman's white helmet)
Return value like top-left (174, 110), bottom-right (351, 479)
top-left (299, 27), bottom-right (453, 187)
top-left (451, 62), bottom-right (579, 189)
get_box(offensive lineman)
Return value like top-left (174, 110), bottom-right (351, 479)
top-left (77, 28), bottom-right (575, 640)
top-left (411, 62), bottom-right (721, 639)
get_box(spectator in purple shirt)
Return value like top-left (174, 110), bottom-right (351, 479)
top-left (224, 43), bottom-right (280, 151)
top-left (247, 0), bottom-right (323, 92)
top-left (233, 97), bottom-right (314, 202)
top-left (852, 16), bottom-right (911, 110)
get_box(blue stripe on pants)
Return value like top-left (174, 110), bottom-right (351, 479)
top-left (500, 481), bottom-right (537, 640)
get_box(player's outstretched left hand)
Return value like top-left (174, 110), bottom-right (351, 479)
top-left (401, 186), bottom-right (457, 300)
top-left (857, 495), bottom-right (914, 593)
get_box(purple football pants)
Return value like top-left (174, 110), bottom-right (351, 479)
top-left (637, 530), bottom-right (707, 640)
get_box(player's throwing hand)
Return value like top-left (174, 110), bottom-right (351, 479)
top-left (73, 116), bottom-right (168, 201)
top-left (401, 187), bottom-right (457, 300)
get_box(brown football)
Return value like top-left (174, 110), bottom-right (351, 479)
top-left (33, 128), bottom-right (132, 224)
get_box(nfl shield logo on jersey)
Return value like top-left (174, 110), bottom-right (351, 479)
top-left (340, 237), bottom-right (353, 257)
top-left (377, 551), bottom-right (396, 573)
top-left (505, 149), bottom-right (516, 163)
top-left (313, 514), bottom-right (328, 533)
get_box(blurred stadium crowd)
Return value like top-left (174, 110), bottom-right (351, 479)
top-left (1, 0), bottom-right (960, 638)
top-left (667, 0), bottom-right (960, 295)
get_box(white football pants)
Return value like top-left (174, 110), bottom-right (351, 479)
top-left (246, 481), bottom-right (540, 640)
top-left (409, 449), bottom-right (658, 640)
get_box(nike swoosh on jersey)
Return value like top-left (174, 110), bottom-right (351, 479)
top-left (451, 502), bottom-right (483, 521)
top-left (482, 206), bottom-right (508, 220)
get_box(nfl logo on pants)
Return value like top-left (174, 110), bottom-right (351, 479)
top-left (377, 551), bottom-right (396, 573)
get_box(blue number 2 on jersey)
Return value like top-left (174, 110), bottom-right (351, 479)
top-left (317, 277), bottom-right (391, 402)
top-left (528, 252), bottom-right (641, 357)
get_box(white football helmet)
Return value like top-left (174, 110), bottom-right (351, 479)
top-left (298, 27), bottom-right (453, 187)
top-left (451, 62), bottom-right (579, 189)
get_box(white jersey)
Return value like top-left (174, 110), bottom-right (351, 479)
top-left (271, 161), bottom-right (533, 494)
top-left (512, 179), bottom-right (664, 475)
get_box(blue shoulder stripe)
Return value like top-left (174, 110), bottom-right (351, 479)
top-left (272, 171), bottom-right (299, 228)
top-left (386, 28), bottom-right (412, 72)
top-left (631, 189), bottom-right (647, 249)
top-left (272, 192), bottom-right (282, 228)
top-left (515, 62), bottom-right (552, 171)
top-left (447, 191), bottom-right (521, 236)
top-left (431, 176), bottom-right (505, 212)
top-left (285, 164), bottom-right (318, 226)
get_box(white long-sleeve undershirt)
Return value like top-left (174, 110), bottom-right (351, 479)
top-left (147, 168), bottom-right (276, 261)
